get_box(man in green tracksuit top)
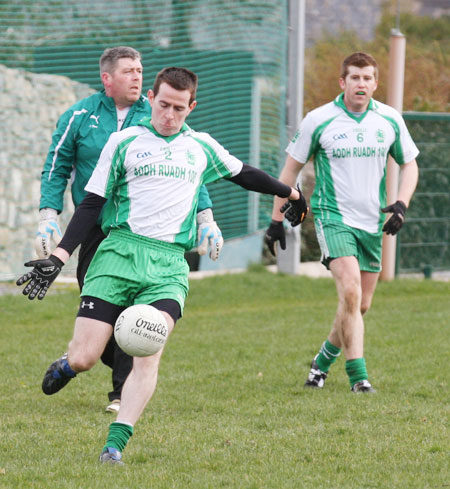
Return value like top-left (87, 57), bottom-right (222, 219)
top-left (35, 46), bottom-right (222, 413)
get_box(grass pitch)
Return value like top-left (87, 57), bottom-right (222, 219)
top-left (0, 269), bottom-right (448, 489)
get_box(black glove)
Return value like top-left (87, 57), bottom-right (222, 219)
top-left (381, 200), bottom-right (407, 235)
top-left (280, 184), bottom-right (309, 226)
top-left (264, 220), bottom-right (286, 257)
top-left (16, 255), bottom-right (64, 300)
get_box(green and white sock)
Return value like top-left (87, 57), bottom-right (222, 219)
top-left (103, 422), bottom-right (134, 452)
top-left (315, 339), bottom-right (341, 373)
top-left (345, 358), bottom-right (368, 388)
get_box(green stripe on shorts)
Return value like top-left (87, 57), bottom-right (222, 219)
top-left (82, 229), bottom-right (189, 311)
top-left (315, 219), bottom-right (382, 272)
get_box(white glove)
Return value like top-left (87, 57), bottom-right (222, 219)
top-left (35, 208), bottom-right (63, 258)
top-left (197, 208), bottom-right (223, 261)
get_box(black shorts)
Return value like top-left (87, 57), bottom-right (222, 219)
top-left (77, 296), bottom-right (182, 326)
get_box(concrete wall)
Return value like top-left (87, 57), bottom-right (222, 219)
top-left (0, 65), bottom-right (93, 281)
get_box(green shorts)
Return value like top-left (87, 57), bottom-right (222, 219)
top-left (314, 219), bottom-right (382, 272)
top-left (82, 229), bottom-right (189, 313)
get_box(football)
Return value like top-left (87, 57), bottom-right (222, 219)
top-left (114, 304), bottom-right (168, 357)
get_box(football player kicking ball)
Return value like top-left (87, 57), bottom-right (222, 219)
top-left (34, 46), bottom-right (223, 414)
top-left (265, 52), bottom-right (419, 393)
top-left (17, 66), bottom-right (308, 465)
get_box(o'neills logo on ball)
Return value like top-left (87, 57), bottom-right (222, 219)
top-left (115, 315), bottom-right (124, 331)
top-left (135, 318), bottom-right (168, 338)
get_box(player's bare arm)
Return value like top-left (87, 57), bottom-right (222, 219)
top-left (397, 159), bottom-right (419, 207)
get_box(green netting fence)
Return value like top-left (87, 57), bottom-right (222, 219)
top-left (397, 112), bottom-right (450, 274)
top-left (1, 0), bottom-right (288, 240)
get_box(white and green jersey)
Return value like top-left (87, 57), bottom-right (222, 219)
top-left (85, 117), bottom-right (243, 249)
top-left (287, 93), bottom-right (419, 233)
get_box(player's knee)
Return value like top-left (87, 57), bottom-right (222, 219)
top-left (67, 348), bottom-right (97, 372)
top-left (341, 285), bottom-right (361, 312)
top-left (132, 353), bottom-right (161, 376)
top-left (360, 298), bottom-right (372, 315)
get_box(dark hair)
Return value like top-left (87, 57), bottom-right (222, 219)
top-left (99, 46), bottom-right (141, 75)
top-left (340, 52), bottom-right (378, 81)
top-left (153, 67), bottom-right (198, 104)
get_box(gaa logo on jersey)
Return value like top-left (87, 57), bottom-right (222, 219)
top-left (376, 129), bottom-right (385, 143)
top-left (186, 150), bottom-right (196, 166)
